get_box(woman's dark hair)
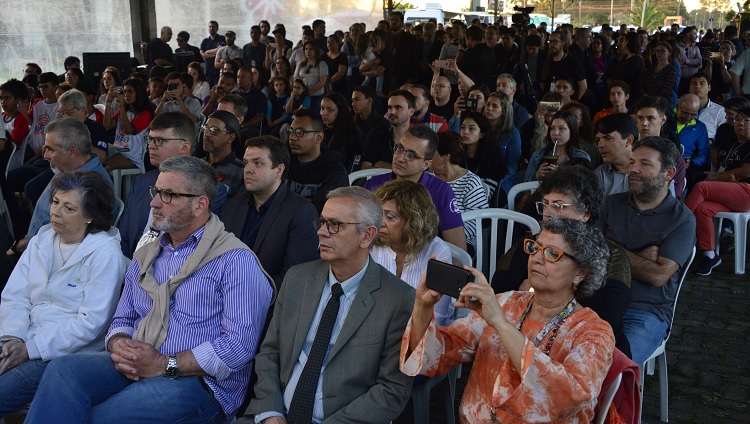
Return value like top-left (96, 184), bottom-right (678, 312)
top-left (188, 62), bottom-right (207, 83)
top-left (592, 34), bottom-right (609, 55)
top-left (50, 171), bottom-right (114, 233)
top-left (223, 60), bottom-right (241, 76)
top-left (327, 34), bottom-right (342, 51)
top-left (123, 77), bottom-right (151, 115)
top-left (561, 102), bottom-right (594, 146)
top-left (538, 166), bottom-right (603, 224)
top-left (251, 65), bottom-right (269, 91)
top-left (623, 31), bottom-right (641, 55)
top-left (545, 110), bottom-right (580, 156)
top-left (274, 56), bottom-right (293, 80)
top-left (208, 110), bottom-right (242, 147)
top-left (322, 92), bottom-right (362, 157)
top-left (461, 111), bottom-right (493, 147)
top-left (436, 131), bottom-right (464, 165)
top-left (292, 78), bottom-right (311, 99)
top-left (98, 66), bottom-right (123, 97)
top-left (541, 217), bottom-right (609, 299)
top-left (724, 96), bottom-right (750, 112)
top-left (300, 41), bottom-right (321, 67)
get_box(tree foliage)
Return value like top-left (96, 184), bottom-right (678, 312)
top-left (630, 0), bottom-right (665, 30)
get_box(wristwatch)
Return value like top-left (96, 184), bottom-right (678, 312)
top-left (164, 355), bottom-right (179, 379)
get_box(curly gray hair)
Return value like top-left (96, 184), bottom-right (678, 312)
top-left (541, 217), bottom-right (610, 299)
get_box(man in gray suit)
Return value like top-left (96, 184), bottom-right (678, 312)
top-left (246, 187), bottom-right (415, 423)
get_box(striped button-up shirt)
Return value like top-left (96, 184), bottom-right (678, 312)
top-left (106, 227), bottom-right (274, 418)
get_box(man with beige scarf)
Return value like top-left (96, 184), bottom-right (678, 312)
top-left (25, 157), bottom-right (275, 424)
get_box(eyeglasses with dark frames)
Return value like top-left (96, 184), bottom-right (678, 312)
top-left (523, 238), bottom-right (579, 263)
top-left (393, 144), bottom-right (425, 161)
top-left (147, 136), bottom-right (186, 146)
top-left (314, 217), bottom-right (361, 234)
top-left (285, 127), bottom-right (320, 138)
top-left (149, 186), bottom-right (200, 204)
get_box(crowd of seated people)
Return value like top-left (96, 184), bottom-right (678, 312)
top-left (2, 13), bottom-right (749, 424)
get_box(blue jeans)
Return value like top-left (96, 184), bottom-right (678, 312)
top-left (25, 352), bottom-right (224, 424)
top-left (0, 359), bottom-right (47, 417)
top-left (622, 308), bottom-right (670, 365)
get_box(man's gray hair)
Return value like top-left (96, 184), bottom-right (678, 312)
top-left (327, 186), bottom-right (382, 236)
top-left (159, 156), bottom-right (217, 208)
top-left (541, 217), bottom-right (610, 299)
top-left (497, 73), bottom-right (517, 89)
top-left (45, 118), bottom-right (92, 155)
top-left (58, 89), bottom-right (87, 111)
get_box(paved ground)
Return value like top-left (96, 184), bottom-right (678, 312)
top-left (411, 237), bottom-right (750, 424)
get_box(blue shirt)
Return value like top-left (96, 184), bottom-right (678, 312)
top-left (27, 155), bottom-right (111, 239)
top-left (254, 260), bottom-right (368, 424)
top-left (106, 226), bottom-right (274, 418)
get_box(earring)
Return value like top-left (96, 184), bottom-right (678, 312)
top-left (572, 280), bottom-right (579, 291)
top-left (86, 220), bottom-right (92, 224)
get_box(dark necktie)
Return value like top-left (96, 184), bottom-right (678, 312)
top-left (287, 283), bottom-right (344, 424)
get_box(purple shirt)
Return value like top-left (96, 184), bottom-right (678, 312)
top-left (363, 172), bottom-right (464, 231)
top-left (106, 226), bottom-right (273, 418)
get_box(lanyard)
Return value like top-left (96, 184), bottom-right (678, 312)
top-left (515, 297), bottom-right (577, 350)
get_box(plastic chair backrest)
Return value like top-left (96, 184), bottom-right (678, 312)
top-left (348, 168), bottom-right (390, 185)
top-left (445, 241), bottom-right (472, 268)
top-left (461, 208), bottom-right (540, 279)
top-left (665, 246), bottom-right (695, 341)
top-left (594, 372), bottom-right (623, 424)
top-left (5, 143), bottom-right (17, 178)
top-left (113, 197), bottom-right (125, 226)
top-left (507, 181), bottom-right (540, 211)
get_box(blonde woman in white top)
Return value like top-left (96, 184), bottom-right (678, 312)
top-left (370, 180), bottom-right (454, 325)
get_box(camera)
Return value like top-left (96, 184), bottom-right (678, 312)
top-left (512, 6), bottom-right (535, 26)
top-left (465, 98), bottom-right (478, 111)
top-left (113, 86), bottom-right (124, 95)
top-left (167, 83), bottom-right (179, 91)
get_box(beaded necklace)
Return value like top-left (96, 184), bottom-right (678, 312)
top-left (515, 297), bottom-right (577, 355)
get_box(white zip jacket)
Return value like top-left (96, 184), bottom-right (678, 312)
top-left (0, 224), bottom-right (128, 360)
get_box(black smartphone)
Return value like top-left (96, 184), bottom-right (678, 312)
top-left (465, 97), bottom-right (478, 111)
top-left (426, 259), bottom-right (472, 298)
top-left (167, 83), bottom-right (179, 91)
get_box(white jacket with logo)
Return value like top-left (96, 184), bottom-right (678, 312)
top-left (0, 224), bottom-right (128, 360)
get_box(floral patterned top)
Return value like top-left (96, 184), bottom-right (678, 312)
top-left (400, 291), bottom-right (615, 423)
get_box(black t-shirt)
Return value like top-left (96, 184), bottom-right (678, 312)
top-left (542, 54), bottom-right (586, 95)
top-left (362, 126), bottom-right (394, 166)
top-left (718, 139), bottom-right (750, 183)
top-left (323, 53), bottom-right (349, 95)
top-left (147, 38), bottom-right (173, 67)
top-left (430, 101), bottom-right (454, 123)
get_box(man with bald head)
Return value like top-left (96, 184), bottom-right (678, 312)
top-left (671, 93), bottom-right (710, 185)
top-left (429, 75), bottom-right (454, 122)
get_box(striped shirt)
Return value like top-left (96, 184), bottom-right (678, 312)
top-left (106, 227), bottom-right (274, 419)
top-left (448, 171), bottom-right (489, 248)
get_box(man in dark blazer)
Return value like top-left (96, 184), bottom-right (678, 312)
top-left (221, 136), bottom-right (319, 286)
top-left (118, 112), bottom-right (227, 257)
top-left (246, 186), bottom-right (415, 423)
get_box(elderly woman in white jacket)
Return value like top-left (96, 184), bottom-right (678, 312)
top-left (0, 171), bottom-right (127, 417)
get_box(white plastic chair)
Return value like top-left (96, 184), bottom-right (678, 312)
top-left (4, 143), bottom-right (17, 179)
top-left (348, 168), bottom-right (390, 185)
top-left (113, 197), bottom-right (125, 226)
top-left (713, 211), bottom-right (750, 274)
top-left (507, 181), bottom-right (540, 211)
top-left (110, 168), bottom-right (143, 201)
top-left (640, 247), bottom-right (696, 423)
top-left (593, 372), bottom-right (623, 424)
top-left (461, 209), bottom-right (540, 280)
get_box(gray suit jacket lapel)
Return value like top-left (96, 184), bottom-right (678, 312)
top-left (290, 262), bottom-right (328, 366)
top-left (328, 260), bottom-right (379, 361)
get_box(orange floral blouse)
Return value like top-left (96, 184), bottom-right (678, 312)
top-left (400, 291), bottom-right (615, 423)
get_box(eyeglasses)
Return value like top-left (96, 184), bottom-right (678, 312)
top-left (535, 200), bottom-right (574, 214)
top-left (523, 238), bottom-right (578, 263)
top-left (201, 125), bottom-right (231, 136)
top-left (148, 136), bottom-right (186, 146)
top-left (148, 186), bottom-right (199, 204)
top-left (394, 143), bottom-right (425, 161)
top-left (314, 217), bottom-right (361, 234)
top-left (285, 127), bottom-right (320, 138)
